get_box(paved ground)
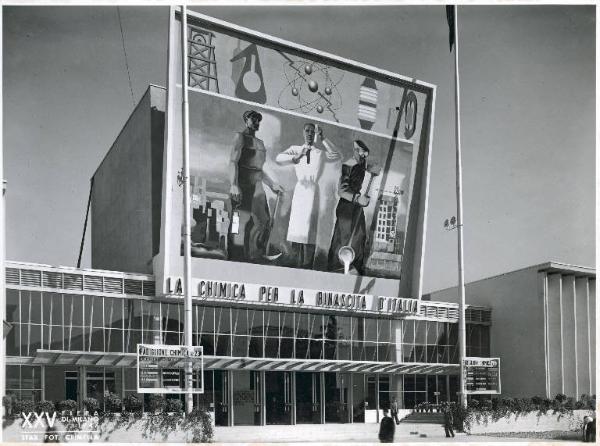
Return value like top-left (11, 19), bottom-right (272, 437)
top-left (212, 422), bottom-right (561, 443)
top-left (4, 420), bottom-right (577, 443)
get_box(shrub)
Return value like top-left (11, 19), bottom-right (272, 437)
top-left (542, 398), bottom-right (553, 410)
top-left (554, 393), bottom-right (567, 403)
top-left (13, 400), bottom-right (36, 414)
top-left (83, 398), bottom-right (100, 414)
top-left (564, 397), bottom-right (575, 410)
top-left (57, 399), bottom-right (78, 414)
top-left (105, 393), bottom-right (122, 412)
top-left (467, 399), bottom-right (480, 410)
top-left (184, 407), bottom-right (214, 442)
top-left (449, 403), bottom-right (470, 432)
top-left (166, 398), bottom-right (183, 413)
top-left (123, 394), bottom-right (142, 412)
top-left (450, 394), bottom-right (597, 433)
top-left (35, 400), bottom-right (55, 414)
top-left (148, 395), bottom-right (167, 413)
top-left (579, 394), bottom-right (596, 410)
top-left (531, 395), bottom-right (543, 406)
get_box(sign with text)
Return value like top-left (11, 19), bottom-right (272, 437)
top-left (463, 357), bottom-right (501, 394)
top-left (165, 276), bottom-right (420, 316)
top-left (137, 344), bottom-right (204, 394)
top-left (158, 9), bottom-right (436, 303)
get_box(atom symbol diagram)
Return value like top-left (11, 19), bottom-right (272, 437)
top-left (277, 54), bottom-right (344, 120)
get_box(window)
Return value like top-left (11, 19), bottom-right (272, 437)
top-left (6, 366), bottom-right (42, 401)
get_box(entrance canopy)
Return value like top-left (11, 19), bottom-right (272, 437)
top-left (21, 350), bottom-right (459, 375)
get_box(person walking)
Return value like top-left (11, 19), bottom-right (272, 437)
top-left (390, 397), bottom-right (400, 425)
top-left (443, 404), bottom-right (455, 438)
top-left (583, 415), bottom-right (592, 442)
top-left (378, 408), bottom-right (395, 443)
top-left (583, 416), bottom-right (596, 442)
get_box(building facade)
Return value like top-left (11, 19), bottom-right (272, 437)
top-left (3, 12), bottom-right (594, 432)
top-left (428, 262), bottom-right (596, 399)
top-left (5, 261), bottom-right (491, 425)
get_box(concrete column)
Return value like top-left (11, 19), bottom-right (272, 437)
top-left (575, 277), bottom-right (590, 395)
top-left (121, 367), bottom-right (126, 407)
top-left (41, 366), bottom-right (46, 401)
top-left (542, 273), bottom-right (551, 398)
top-left (79, 366), bottom-right (86, 411)
top-left (291, 372), bottom-right (297, 425)
top-left (320, 372), bottom-right (325, 424)
top-left (375, 374), bottom-right (380, 422)
top-left (260, 371), bottom-right (266, 426)
top-left (348, 373), bottom-right (353, 423)
top-left (227, 370), bottom-right (234, 426)
top-left (589, 279), bottom-right (596, 395)
top-left (546, 274), bottom-right (563, 397)
top-left (562, 275), bottom-right (576, 397)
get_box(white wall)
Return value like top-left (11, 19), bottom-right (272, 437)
top-left (545, 273), bottom-right (595, 398)
top-left (429, 265), bottom-right (596, 400)
top-left (429, 266), bottom-right (547, 398)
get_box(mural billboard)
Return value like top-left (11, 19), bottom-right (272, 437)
top-left (185, 93), bottom-right (413, 277)
top-left (158, 10), bottom-right (435, 297)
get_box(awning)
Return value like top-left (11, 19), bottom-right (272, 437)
top-left (16, 350), bottom-right (460, 375)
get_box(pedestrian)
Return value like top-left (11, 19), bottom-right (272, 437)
top-left (585, 417), bottom-right (596, 443)
top-left (390, 397), bottom-right (400, 425)
top-left (378, 408), bottom-right (395, 443)
top-left (583, 415), bottom-right (592, 442)
top-left (443, 404), bottom-right (455, 438)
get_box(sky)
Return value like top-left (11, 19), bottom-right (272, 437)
top-left (2, 4), bottom-right (595, 294)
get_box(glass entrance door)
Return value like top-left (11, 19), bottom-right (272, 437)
top-left (86, 370), bottom-right (115, 411)
top-left (296, 372), bottom-right (321, 423)
top-left (65, 371), bottom-right (78, 402)
top-left (214, 370), bottom-right (229, 426)
top-left (232, 370), bottom-right (261, 426)
top-left (265, 371), bottom-right (292, 424)
top-left (324, 372), bottom-right (349, 423)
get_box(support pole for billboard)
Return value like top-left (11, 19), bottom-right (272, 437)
top-left (180, 5), bottom-right (194, 415)
top-left (1, 5), bottom-right (6, 420)
top-left (452, 6), bottom-right (468, 409)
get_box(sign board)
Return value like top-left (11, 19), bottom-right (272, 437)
top-left (137, 344), bottom-right (204, 394)
top-left (165, 276), bottom-right (420, 316)
top-left (463, 357), bottom-right (501, 394)
top-left (157, 9), bottom-right (436, 302)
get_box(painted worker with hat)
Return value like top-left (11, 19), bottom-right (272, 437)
top-left (229, 109), bottom-right (283, 261)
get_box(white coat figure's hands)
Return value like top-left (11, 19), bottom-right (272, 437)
top-left (315, 124), bottom-right (323, 142)
top-left (357, 195), bottom-right (370, 207)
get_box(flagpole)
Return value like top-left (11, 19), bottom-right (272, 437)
top-left (180, 4), bottom-right (194, 415)
top-left (452, 5), bottom-right (468, 409)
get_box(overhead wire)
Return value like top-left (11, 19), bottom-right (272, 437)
top-left (76, 8), bottom-right (135, 267)
top-left (117, 6), bottom-right (135, 108)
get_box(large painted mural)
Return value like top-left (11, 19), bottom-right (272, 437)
top-left (185, 93), bottom-right (412, 278)
top-left (162, 11), bottom-right (434, 286)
